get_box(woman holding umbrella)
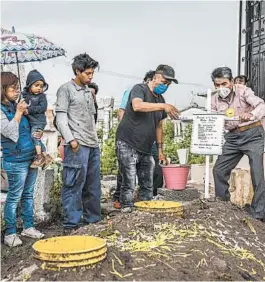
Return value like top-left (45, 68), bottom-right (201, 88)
top-left (1, 72), bottom-right (44, 247)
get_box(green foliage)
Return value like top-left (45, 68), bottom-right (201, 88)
top-left (163, 121), bottom-right (205, 165)
top-left (163, 120), bottom-right (180, 164)
top-left (100, 124), bottom-right (118, 175)
top-left (112, 109), bottom-right (118, 119)
top-left (48, 162), bottom-right (63, 220)
top-left (97, 126), bottom-right (103, 141)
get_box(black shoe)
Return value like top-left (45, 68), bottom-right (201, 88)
top-left (63, 227), bottom-right (78, 235)
top-left (256, 217), bottom-right (265, 223)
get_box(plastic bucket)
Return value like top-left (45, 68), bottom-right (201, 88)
top-left (161, 165), bottom-right (190, 190)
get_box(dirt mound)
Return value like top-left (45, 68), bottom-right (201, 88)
top-left (1, 200), bottom-right (265, 281)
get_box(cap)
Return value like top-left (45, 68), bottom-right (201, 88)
top-left (155, 65), bottom-right (178, 84)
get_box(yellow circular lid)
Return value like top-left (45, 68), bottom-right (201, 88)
top-left (34, 246), bottom-right (107, 262)
top-left (33, 236), bottom-right (106, 255)
top-left (42, 253), bottom-right (107, 269)
top-left (134, 201), bottom-right (182, 209)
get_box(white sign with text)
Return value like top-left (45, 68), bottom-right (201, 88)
top-left (191, 114), bottom-right (225, 155)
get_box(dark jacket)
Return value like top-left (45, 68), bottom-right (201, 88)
top-left (22, 91), bottom-right (47, 128)
top-left (22, 69), bottom-right (48, 128)
top-left (1, 103), bottom-right (35, 162)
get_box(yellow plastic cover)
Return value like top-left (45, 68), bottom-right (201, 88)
top-left (34, 246), bottom-right (107, 262)
top-left (42, 253), bottom-right (107, 269)
top-left (134, 201), bottom-right (182, 209)
top-left (33, 236), bottom-right (106, 255)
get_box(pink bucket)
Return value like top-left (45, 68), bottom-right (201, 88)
top-left (161, 165), bottom-right (190, 190)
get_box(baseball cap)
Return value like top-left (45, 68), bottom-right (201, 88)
top-left (155, 64), bottom-right (178, 84)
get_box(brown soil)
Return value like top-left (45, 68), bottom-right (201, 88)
top-left (1, 200), bottom-right (265, 281)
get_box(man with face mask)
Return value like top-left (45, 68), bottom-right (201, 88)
top-left (113, 70), bottom-right (164, 209)
top-left (211, 67), bottom-right (265, 222)
top-left (116, 64), bottom-right (179, 212)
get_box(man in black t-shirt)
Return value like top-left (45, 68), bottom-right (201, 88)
top-left (116, 64), bottom-right (179, 212)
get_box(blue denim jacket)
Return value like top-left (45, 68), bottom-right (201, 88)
top-left (1, 103), bottom-right (35, 162)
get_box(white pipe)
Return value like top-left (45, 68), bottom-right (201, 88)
top-left (204, 89), bottom-right (212, 199)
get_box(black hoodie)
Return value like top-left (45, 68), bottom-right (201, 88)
top-left (22, 70), bottom-right (48, 128)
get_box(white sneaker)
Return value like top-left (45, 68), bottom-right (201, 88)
top-left (21, 227), bottom-right (44, 239)
top-left (4, 234), bottom-right (23, 247)
top-left (121, 207), bottom-right (133, 213)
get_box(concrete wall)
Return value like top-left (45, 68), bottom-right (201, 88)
top-left (190, 154), bottom-right (265, 186)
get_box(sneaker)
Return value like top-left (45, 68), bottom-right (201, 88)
top-left (4, 234), bottom-right (23, 247)
top-left (21, 227), bottom-right (44, 239)
top-left (42, 154), bottom-right (53, 170)
top-left (30, 154), bottom-right (46, 168)
top-left (121, 207), bottom-right (133, 213)
top-left (63, 227), bottom-right (78, 235)
top-left (113, 200), bottom-right (121, 209)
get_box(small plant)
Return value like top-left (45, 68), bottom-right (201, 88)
top-left (100, 124), bottom-right (118, 175)
top-left (48, 162), bottom-right (64, 220)
top-left (163, 121), bottom-right (205, 165)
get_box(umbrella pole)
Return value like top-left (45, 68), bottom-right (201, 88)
top-left (15, 52), bottom-right (22, 91)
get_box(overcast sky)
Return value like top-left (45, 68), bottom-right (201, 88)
top-left (2, 1), bottom-right (240, 108)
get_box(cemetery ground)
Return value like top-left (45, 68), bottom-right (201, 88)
top-left (1, 199), bottom-right (265, 281)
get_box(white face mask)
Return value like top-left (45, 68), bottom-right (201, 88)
top-left (217, 87), bottom-right (231, 99)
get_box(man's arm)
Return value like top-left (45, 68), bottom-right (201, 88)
top-left (156, 120), bottom-right (163, 148)
top-left (118, 109), bottom-right (125, 121)
top-left (118, 89), bottom-right (130, 121)
top-left (55, 86), bottom-right (75, 144)
top-left (132, 98), bottom-right (167, 112)
top-left (244, 87), bottom-right (265, 120)
top-left (156, 120), bottom-right (168, 163)
top-left (211, 95), bottom-right (218, 112)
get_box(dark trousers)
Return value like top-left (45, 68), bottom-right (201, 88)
top-left (116, 140), bottom-right (155, 208)
top-left (213, 126), bottom-right (265, 219)
top-left (62, 145), bottom-right (101, 228)
top-left (113, 144), bottom-right (163, 200)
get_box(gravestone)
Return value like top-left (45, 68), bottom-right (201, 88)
top-left (191, 114), bottom-right (225, 155)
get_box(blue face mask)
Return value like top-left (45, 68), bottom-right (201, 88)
top-left (154, 83), bottom-right (168, 95)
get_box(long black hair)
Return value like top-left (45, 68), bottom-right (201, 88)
top-left (72, 53), bottom-right (99, 75)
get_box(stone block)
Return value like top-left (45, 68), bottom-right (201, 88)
top-left (34, 168), bottom-right (55, 222)
top-left (157, 186), bottom-right (200, 202)
top-left (190, 164), bottom-right (215, 186)
top-left (229, 168), bottom-right (254, 207)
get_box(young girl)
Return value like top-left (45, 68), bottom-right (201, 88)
top-left (22, 70), bottom-right (53, 168)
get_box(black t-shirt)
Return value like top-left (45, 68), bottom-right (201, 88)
top-left (116, 83), bottom-right (167, 155)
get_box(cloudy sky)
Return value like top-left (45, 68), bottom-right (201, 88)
top-left (2, 1), bottom-right (240, 108)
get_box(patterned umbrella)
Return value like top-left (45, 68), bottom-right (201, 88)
top-left (0, 29), bottom-right (66, 89)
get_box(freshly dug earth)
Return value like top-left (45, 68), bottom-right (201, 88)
top-left (1, 200), bottom-right (265, 281)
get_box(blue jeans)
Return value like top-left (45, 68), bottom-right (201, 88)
top-left (3, 160), bottom-right (38, 235)
top-left (116, 140), bottom-right (155, 208)
top-left (62, 145), bottom-right (101, 229)
top-left (31, 125), bottom-right (46, 152)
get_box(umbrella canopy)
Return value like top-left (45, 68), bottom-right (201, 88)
top-left (1, 32), bottom-right (66, 65)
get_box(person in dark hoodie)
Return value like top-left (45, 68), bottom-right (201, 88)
top-left (88, 82), bottom-right (99, 123)
top-left (22, 70), bottom-right (53, 168)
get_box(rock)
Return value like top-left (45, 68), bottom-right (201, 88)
top-left (157, 186), bottom-right (199, 202)
top-left (204, 270), bottom-right (215, 279)
top-left (212, 257), bottom-right (228, 272)
top-left (13, 264), bottom-right (39, 281)
top-left (102, 175), bottom-right (117, 181)
top-left (34, 168), bottom-right (55, 222)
